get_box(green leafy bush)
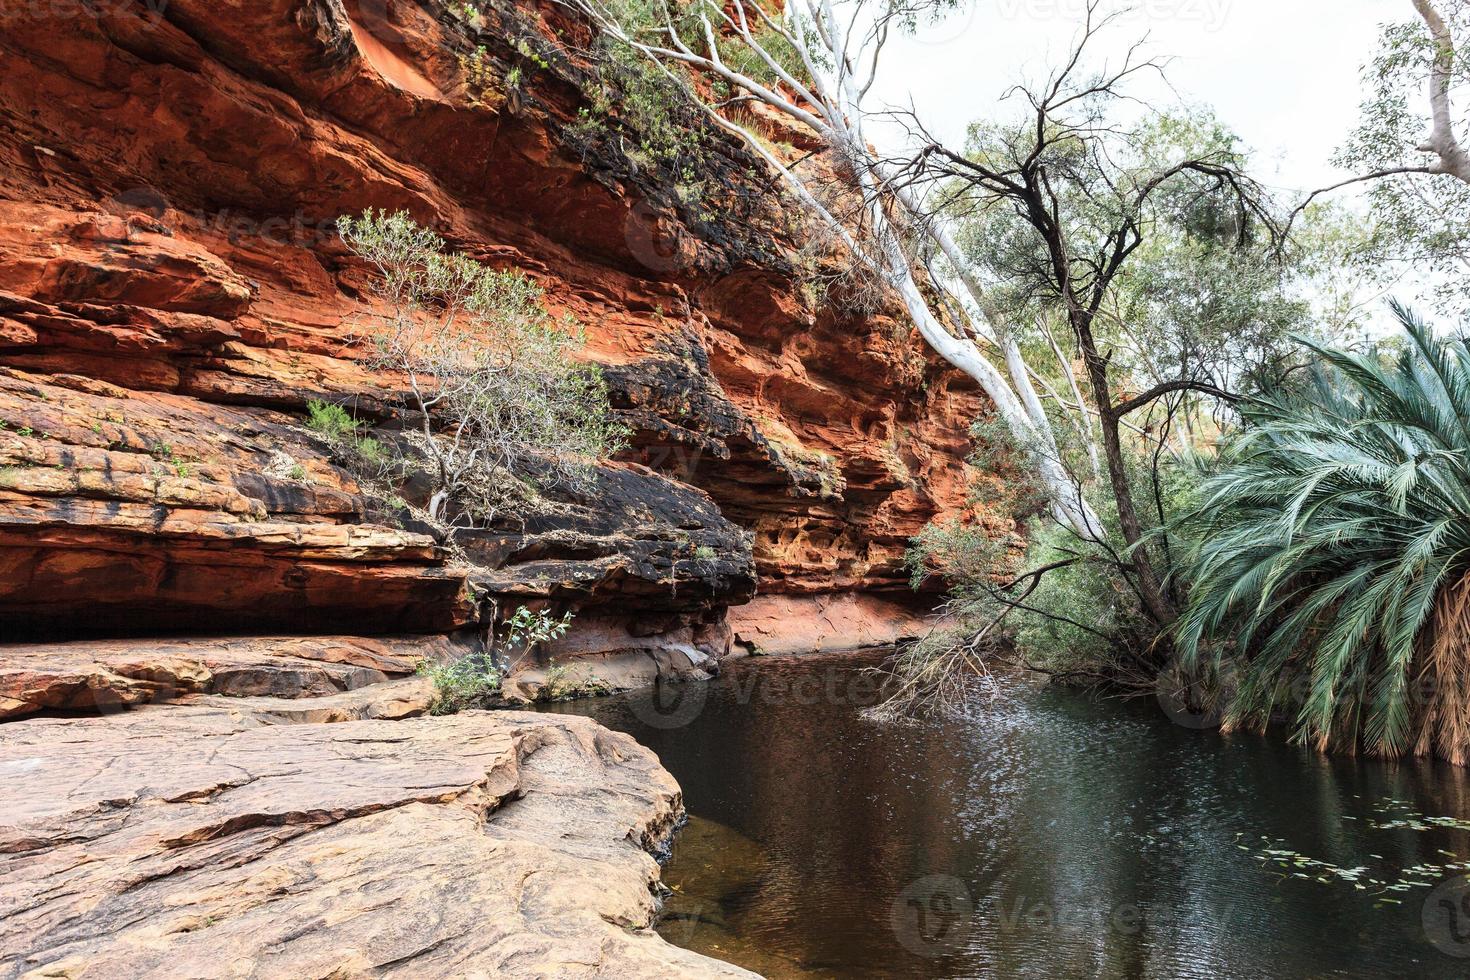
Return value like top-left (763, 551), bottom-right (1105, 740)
top-left (882, 411), bottom-right (1203, 718)
top-left (305, 400), bottom-right (356, 441)
top-left (572, 43), bottom-right (709, 189)
top-left (304, 399), bottom-right (391, 478)
top-left (536, 664), bottom-right (614, 702)
top-left (420, 606), bottom-right (576, 714)
top-left (418, 654), bottom-right (503, 716)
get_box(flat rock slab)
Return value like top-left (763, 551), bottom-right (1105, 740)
top-left (0, 634), bottom-right (472, 720)
top-left (0, 707), bottom-right (756, 978)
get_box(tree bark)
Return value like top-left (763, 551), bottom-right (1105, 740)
top-left (1413, 0), bottom-right (1470, 182)
top-left (1073, 312), bottom-right (1177, 627)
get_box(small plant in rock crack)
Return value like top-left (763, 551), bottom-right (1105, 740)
top-left (337, 210), bottom-right (628, 542)
top-left (418, 652), bottom-right (503, 715)
top-left (303, 399), bottom-right (394, 482)
top-left (536, 663), bottom-right (613, 702)
top-left (420, 606), bottom-right (574, 714)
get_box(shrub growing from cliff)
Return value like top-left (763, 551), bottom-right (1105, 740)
top-left (569, 40), bottom-right (712, 205)
top-left (336, 210), bottom-right (627, 533)
top-left (304, 400), bottom-right (392, 478)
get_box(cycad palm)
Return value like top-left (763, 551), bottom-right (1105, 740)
top-left (1177, 303), bottom-right (1470, 764)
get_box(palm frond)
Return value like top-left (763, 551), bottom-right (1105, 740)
top-left (1178, 304), bottom-right (1470, 764)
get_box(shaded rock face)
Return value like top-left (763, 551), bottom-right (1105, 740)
top-left (0, 703), bottom-right (756, 977)
top-left (0, 0), bottom-right (983, 657)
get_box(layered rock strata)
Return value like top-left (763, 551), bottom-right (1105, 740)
top-left (0, 700), bottom-right (756, 977)
top-left (0, 0), bottom-right (989, 665)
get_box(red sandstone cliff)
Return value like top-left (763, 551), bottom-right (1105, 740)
top-left (0, 0), bottom-right (986, 675)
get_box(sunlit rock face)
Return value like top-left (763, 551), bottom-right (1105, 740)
top-left (0, 0), bottom-right (991, 664)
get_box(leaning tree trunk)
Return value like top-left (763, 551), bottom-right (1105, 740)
top-left (1073, 314), bottom-right (1177, 628)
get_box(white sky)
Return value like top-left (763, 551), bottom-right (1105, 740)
top-left (872, 0), bottom-right (1401, 195)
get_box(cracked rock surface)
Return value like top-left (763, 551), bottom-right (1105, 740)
top-left (0, 705), bottom-right (756, 978)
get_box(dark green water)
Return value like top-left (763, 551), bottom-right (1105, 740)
top-left (545, 651), bottom-right (1470, 978)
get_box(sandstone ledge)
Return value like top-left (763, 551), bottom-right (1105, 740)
top-left (0, 634), bottom-right (476, 721)
top-left (0, 706), bottom-right (756, 978)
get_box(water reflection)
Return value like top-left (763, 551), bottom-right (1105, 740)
top-left (545, 652), bottom-right (1470, 978)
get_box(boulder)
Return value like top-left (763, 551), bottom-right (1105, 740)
top-left (0, 706), bottom-right (757, 978)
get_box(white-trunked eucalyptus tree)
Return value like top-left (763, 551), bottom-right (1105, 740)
top-left (565, 0), bottom-right (1105, 545)
top-left (568, 0), bottom-right (1289, 632)
top-left (1298, 0), bottom-right (1470, 312)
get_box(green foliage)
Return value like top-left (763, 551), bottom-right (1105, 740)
top-left (1010, 519), bottom-right (1148, 675)
top-left (536, 663), bottom-right (614, 702)
top-left (456, 40), bottom-right (523, 109)
top-left (957, 109), bottom-right (1329, 402)
top-left (898, 402), bottom-right (1205, 698)
top-left (502, 604), bottom-right (574, 651)
top-left (305, 400), bottom-right (356, 441)
top-left (304, 399), bottom-right (391, 477)
top-left (957, 411), bottom-right (1049, 520)
top-left (421, 606), bottom-right (575, 714)
top-left (419, 654), bottom-right (502, 715)
top-left (714, 20), bottom-right (813, 90)
top-left (1335, 5), bottom-right (1470, 313)
top-left (336, 210), bottom-right (628, 531)
top-left (572, 41), bottom-right (710, 195)
top-left (1176, 303), bottom-right (1470, 761)
top-left (905, 502), bottom-right (1167, 682)
top-left (514, 37), bottom-right (550, 70)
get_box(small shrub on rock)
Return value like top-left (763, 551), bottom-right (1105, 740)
top-left (536, 663), bottom-right (614, 702)
top-left (334, 210), bottom-right (628, 537)
top-left (421, 606), bottom-right (576, 714)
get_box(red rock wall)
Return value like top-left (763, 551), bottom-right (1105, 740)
top-left (0, 0), bottom-right (985, 647)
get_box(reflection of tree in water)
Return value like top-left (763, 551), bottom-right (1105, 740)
top-left (557, 653), bottom-right (1470, 979)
